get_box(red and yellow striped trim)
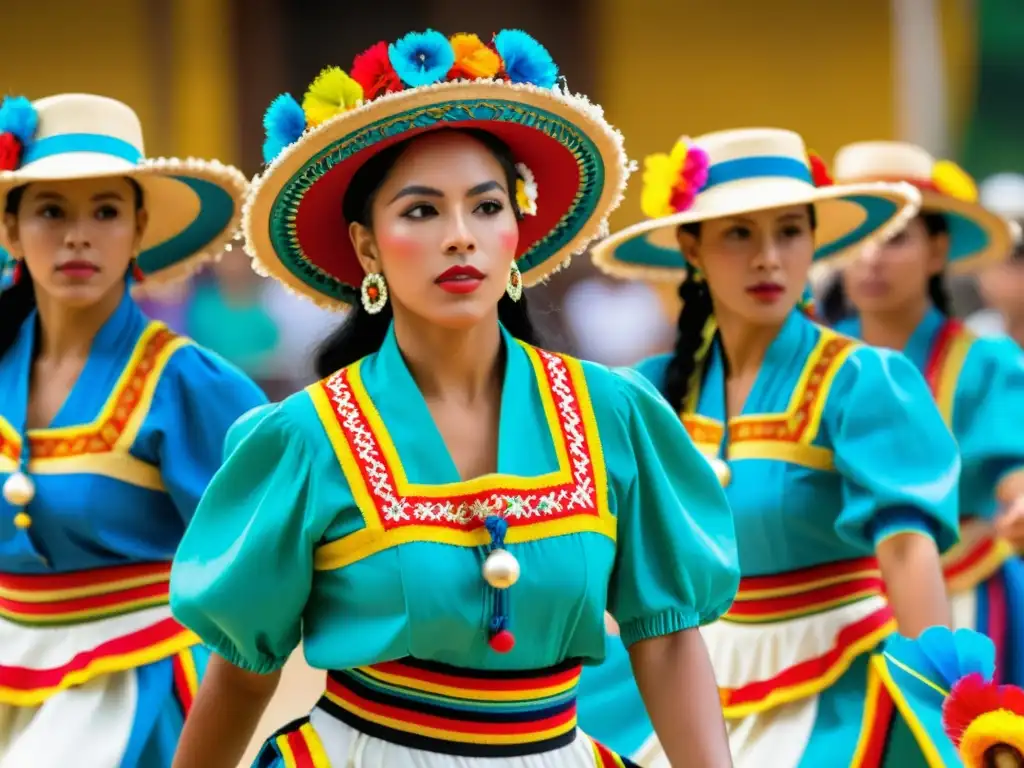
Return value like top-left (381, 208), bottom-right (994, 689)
top-left (942, 524), bottom-right (1014, 593)
top-left (591, 736), bottom-right (638, 766)
top-left (923, 319), bottom-right (973, 426)
top-left (312, 344), bottom-right (614, 570)
top-left (274, 721), bottom-right (331, 767)
top-left (172, 648), bottom-right (200, 716)
top-left (0, 562), bottom-right (172, 626)
top-left (720, 607), bottom-right (896, 718)
top-left (850, 658), bottom-right (896, 767)
top-left (725, 557), bottom-right (885, 624)
top-left (0, 616), bottom-right (198, 706)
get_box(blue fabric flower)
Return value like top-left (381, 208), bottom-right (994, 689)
top-left (388, 29), bottom-right (455, 88)
top-left (262, 93), bottom-right (306, 164)
top-left (494, 30), bottom-right (559, 89)
top-left (0, 96), bottom-right (39, 146)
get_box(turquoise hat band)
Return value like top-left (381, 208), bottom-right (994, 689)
top-left (704, 155), bottom-right (811, 189)
top-left (21, 133), bottom-right (142, 165)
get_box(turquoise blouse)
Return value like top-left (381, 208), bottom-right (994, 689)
top-left (635, 310), bottom-right (960, 575)
top-left (169, 325), bottom-right (740, 674)
top-left (0, 291), bottom-right (268, 573)
top-left (837, 308), bottom-right (1024, 520)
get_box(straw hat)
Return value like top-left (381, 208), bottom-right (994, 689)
top-left (0, 93), bottom-right (247, 284)
top-left (591, 128), bottom-right (921, 282)
top-left (242, 29), bottom-right (633, 310)
top-left (833, 141), bottom-right (1015, 272)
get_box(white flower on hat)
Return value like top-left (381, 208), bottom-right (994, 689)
top-left (515, 162), bottom-right (538, 216)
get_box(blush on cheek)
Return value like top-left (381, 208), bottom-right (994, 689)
top-left (498, 227), bottom-right (519, 256)
top-left (376, 229), bottom-right (424, 260)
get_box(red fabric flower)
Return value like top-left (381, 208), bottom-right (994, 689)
top-left (807, 150), bottom-right (833, 187)
top-left (0, 133), bottom-right (23, 171)
top-left (942, 674), bottom-right (1003, 747)
top-left (350, 41), bottom-right (403, 100)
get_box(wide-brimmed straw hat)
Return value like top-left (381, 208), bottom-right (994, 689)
top-left (591, 128), bottom-right (922, 282)
top-left (242, 29), bottom-right (633, 310)
top-left (0, 93), bottom-right (247, 283)
top-left (833, 141), bottom-right (1015, 273)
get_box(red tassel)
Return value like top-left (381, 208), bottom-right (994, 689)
top-left (131, 261), bottom-right (146, 283)
top-left (12, 261), bottom-right (23, 284)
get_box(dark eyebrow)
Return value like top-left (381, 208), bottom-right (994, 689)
top-left (92, 192), bottom-right (126, 202)
top-left (33, 192), bottom-right (66, 202)
top-left (388, 180), bottom-right (507, 205)
top-left (388, 185), bottom-right (443, 204)
top-left (777, 212), bottom-right (806, 222)
top-left (467, 180), bottom-right (505, 197)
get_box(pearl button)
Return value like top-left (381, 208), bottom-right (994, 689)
top-left (482, 549), bottom-right (520, 589)
top-left (3, 472), bottom-right (35, 506)
top-left (709, 458), bottom-right (731, 487)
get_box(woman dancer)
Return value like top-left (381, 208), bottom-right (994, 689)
top-left (0, 94), bottom-right (266, 766)
top-left (828, 141), bottom-right (1024, 687)
top-left (169, 29), bottom-right (739, 768)
top-left (579, 128), bottom-right (969, 766)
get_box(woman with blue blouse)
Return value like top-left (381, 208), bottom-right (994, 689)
top-left (0, 94), bottom-right (265, 767)
top-left (169, 29), bottom-right (739, 768)
top-left (828, 141), bottom-right (1024, 690)
top-left (580, 128), bottom-right (974, 766)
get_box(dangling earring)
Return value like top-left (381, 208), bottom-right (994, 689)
top-left (130, 257), bottom-right (146, 283)
top-left (361, 272), bottom-right (388, 314)
top-left (12, 260), bottom-right (23, 285)
top-left (506, 260), bottom-right (522, 302)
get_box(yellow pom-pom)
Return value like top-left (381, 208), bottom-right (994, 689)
top-left (450, 33), bottom-right (501, 79)
top-left (302, 67), bottom-right (364, 126)
top-left (639, 138), bottom-right (691, 219)
top-left (958, 710), bottom-right (1024, 768)
top-left (933, 159), bottom-right (979, 203)
top-left (13, 511), bottom-right (31, 529)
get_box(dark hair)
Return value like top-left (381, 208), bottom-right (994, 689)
top-left (0, 179), bottom-right (145, 362)
top-left (663, 205), bottom-right (818, 413)
top-left (818, 272), bottom-right (852, 326)
top-left (315, 129), bottom-right (540, 378)
top-left (920, 212), bottom-right (952, 315)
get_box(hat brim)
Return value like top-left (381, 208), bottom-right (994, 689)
top-left (918, 191), bottom-right (1015, 274)
top-left (591, 180), bottom-right (922, 282)
top-left (0, 154), bottom-right (247, 285)
top-left (243, 79), bottom-right (631, 310)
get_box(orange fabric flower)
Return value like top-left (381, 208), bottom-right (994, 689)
top-left (449, 33), bottom-right (501, 80)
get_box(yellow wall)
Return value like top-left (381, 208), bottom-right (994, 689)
top-left (0, 0), bottom-right (162, 151)
top-left (596, 0), bottom-right (896, 235)
top-left (0, 0), bottom-right (238, 164)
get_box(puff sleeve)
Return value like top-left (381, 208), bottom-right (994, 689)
top-left (603, 366), bottom-right (739, 648)
top-left (145, 344), bottom-right (268, 523)
top-left (825, 346), bottom-right (961, 554)
top-left (169, 399), bottom-right (333, 673)
top-left (949, 337), bottom-right (1024, 519)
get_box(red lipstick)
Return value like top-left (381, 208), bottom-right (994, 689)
top-left (435, 264), bottom-right (484, 294)
top-left (746, 282), bottom-right (784, 304)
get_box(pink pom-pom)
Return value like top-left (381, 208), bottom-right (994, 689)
top-left (683, 146), bottom-right (710, 177)
top-left (669, 187), bottom-right (697, 213)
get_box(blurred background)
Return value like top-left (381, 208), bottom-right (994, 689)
top-left (5, 2), bottom-right (1022, 762)
top-left (5, 0), bottom-right (1022, 394)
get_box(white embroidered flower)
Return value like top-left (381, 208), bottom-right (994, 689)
top-left (515, 162), bottom-right (539, 216)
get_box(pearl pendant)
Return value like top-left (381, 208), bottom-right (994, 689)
top-left (482, 548), bottom-right (520, 589)
top-left (709, 458), bottom-right (731, 487)
top-left (3, 472), bottom-right (35, 506)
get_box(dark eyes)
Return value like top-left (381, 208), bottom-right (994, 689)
top-left (724, 224), bottom-right (805, 240)
top-left (401, 200), bottom-right (505, 220)
top-left (36, 204), bottom-right (121, 220)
